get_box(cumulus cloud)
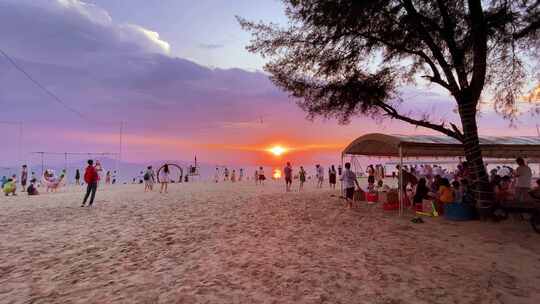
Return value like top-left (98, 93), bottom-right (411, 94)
top-left (0, 0), bottom-right (170, 67)
top-left (0, 0), bottom-right (287, 132)
top-left (0, 0), bottom-right (536, 165)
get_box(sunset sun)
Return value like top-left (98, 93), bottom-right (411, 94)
top-left (268, 145), bottom-right (287, 156)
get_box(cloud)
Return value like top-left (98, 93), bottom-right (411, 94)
top-left (198, 43), bottom-right (225, 50)
top-left (0, 0), bottom-right (170, 67)
top-left (0, 0), bottom-right (537, 165)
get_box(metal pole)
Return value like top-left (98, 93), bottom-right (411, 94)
top-left (117, 121), bottom-right (124, 181)
top-left (340, 153), bottom-right (344, 197)
top-left (18, 122), bottom-right (23, 166)
top-left (399, 149), bottom-right (403, 216)
top-left (40, 152), bottom-right (44, 177)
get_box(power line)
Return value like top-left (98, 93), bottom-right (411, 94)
top-left (0, 48), bottom-right (88, 120)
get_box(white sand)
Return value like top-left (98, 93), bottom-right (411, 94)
top-left (1, 180), bottom-right (540, 303)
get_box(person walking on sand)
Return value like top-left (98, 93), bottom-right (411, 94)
top-left (299, 166), bottom-right (306, 191)
top-left (284, 162), bottom-right (293, 192)
top-left (75, 169), bottom-right (81, 185)
top-left (258, 166), bottom-right (266, 185)
top-left (223, 167), bottom-right (229, 181)
top-left (81, 160), bottom-right (98, 207)
top-left (316, 164), bottom-right (324, 188)
top-left (214, 167), bottom-right (220, 183)
top-left (329, 165), bottom-right (337, 189)
top-left (144, 166), bottom-right (155, 192)
top-left (254, 168), bottom-right (259, 185)
top-left (20, 165), bottom-right (28, 192)
top-left (341, 162), bottom-right (361, 209)
top-left (231, 170), bottom-right (236, 182)
top-left (239, 168), bottom-right (244, 182)
top-left (159, 164), bottom-right (170, 193)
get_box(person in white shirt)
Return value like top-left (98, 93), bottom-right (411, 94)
top-left (514, 157), bottom-right (532, 202)
top-left (341, 162), bottom-right (361, 209)
top-left (316, 164), bottom-right (324, 188)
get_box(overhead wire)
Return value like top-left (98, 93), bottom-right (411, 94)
top-left (0, 48), bottom-right (91, 121)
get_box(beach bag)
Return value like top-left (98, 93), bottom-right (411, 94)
top-left (143, 172), bottom-right (150, 181)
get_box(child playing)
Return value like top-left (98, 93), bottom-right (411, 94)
top-left (27, 178), bottom-right (39, 196)
top-left (375, 180), bottom-right (384, 192)
top-left (3, 178), bottom-right (16, 196)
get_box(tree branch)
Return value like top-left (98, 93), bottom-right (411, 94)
top-left (363, 33), bottom-right (452, 91)
top-left (376, 102), bottom-right (463, 141)
top-left (513, 18), bottom-right (540, 39)
top-left (435, 0), bottom-right (469, 89)
top-left (402, 0), bottom-right (460, 94)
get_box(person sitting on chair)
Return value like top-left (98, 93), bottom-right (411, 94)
top-left (495, 175), bottom-right (514, 203)
top-left (529, 179), bottom-right (540, 200)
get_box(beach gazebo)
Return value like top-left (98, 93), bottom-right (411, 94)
top-left (342, 133), bottom-right (540, 215)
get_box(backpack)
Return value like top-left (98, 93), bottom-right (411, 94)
top-left (143, 172), bottom-right (150, 181)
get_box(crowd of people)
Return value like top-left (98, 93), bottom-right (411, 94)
top-left (405, 158), bottom-right (540, 215)
top-left (213, 167), bottom-right (245, 183)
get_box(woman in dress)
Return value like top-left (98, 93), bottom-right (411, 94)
top-left (95, 160), bottom-right (103, 185)
top-left (159, 164), bottom-right (170, 194)
top-left (329, 165), bottom-right (337, 189)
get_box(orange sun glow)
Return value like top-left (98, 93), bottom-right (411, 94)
top-left (268, 145), bottom-right (287, 156)
top-left (273, 168), bottom-right (282, 179)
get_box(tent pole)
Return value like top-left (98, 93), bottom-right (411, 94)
top-left (340, 153), bottom-right (344, 197)
top-left (40, 152), bottom-right (44, 177)
top-left (399, 146), bottom-right (403, 217)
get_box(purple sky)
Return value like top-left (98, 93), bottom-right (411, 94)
top-left (0, 0), bottom-right (538, 168)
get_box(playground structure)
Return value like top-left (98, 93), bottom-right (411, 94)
top-left (156, 164), bottom-right (184, 183)
top-left (30, 151), bottom-right (120, 186)
top-left (187, 156), bottom-right (200, 177)
top-left (156, 157), bottom-right (201, 183)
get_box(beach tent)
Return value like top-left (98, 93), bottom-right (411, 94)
top-left (342, 133), bottom-right (540, 215)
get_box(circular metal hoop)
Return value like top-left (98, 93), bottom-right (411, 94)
top-left (156, 163), bottom-right (183, 183)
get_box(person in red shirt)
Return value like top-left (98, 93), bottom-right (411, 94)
top-left (82, 159), bottom-right (99, 207)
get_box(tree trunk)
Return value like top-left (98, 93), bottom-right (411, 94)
top-left (458, 100), bottom-right (494, 218)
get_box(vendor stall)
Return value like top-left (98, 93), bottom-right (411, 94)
top-left (342, 133), bottom-right (540, 215)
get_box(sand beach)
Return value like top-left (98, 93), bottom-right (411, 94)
top-left (1, 181), bottom-right (540, 304)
